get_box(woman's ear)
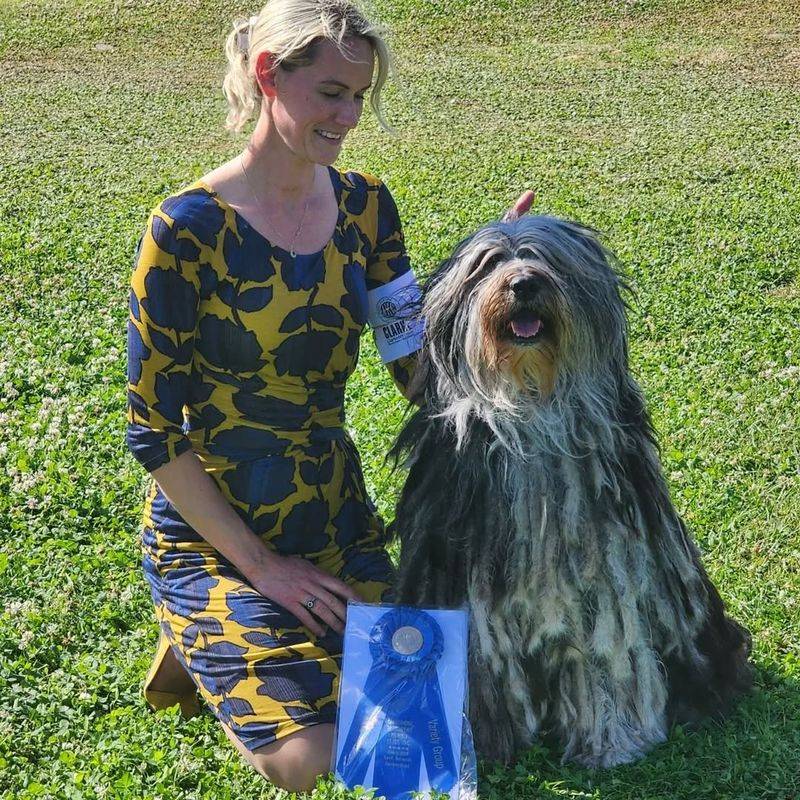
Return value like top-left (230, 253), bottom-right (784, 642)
top-left (254, 51), bottom-right (278, 97)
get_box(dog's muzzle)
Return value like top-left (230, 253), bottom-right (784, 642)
top-left (504, 276), bottom-right (550, 345)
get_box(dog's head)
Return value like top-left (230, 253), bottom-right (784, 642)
top-left (418, 215), bottom-right (629, 414)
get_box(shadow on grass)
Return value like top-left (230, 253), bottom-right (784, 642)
top-left (476, 665), bottom-right (800, 800)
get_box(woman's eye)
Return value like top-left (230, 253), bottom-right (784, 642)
top-left (321, 91), bottom-right (340, 99)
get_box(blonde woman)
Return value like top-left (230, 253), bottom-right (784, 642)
top-left (126, 0), bottom-right (533, 791)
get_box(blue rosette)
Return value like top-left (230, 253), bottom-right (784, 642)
top-left (336, 607), bottom-right (458, 800)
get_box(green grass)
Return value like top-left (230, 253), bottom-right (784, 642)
top-left (1, 0), bottom-right (798, 797)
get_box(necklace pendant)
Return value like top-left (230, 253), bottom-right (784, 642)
top-left (290, 248), bottom-right (296, 258)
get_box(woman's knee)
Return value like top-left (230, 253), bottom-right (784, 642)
top-left (231, 723), bottom-right (335, 793)
top-left (256, 754), bottom-right (328, 793)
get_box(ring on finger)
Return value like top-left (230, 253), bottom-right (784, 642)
top-left (304, 595), bottom-right (319, 610)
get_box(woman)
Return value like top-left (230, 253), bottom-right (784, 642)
top-left (126, 0), bottom-right (532, 791)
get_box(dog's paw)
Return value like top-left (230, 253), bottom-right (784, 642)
top-left (562, 729), bottom-right (662, 769)
top-left (564, 746), bottom-right (646, 770)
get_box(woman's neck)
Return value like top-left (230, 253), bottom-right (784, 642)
top-left (244, 112), bottom-right (318, 202)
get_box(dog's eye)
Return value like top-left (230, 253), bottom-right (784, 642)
top-left (481, 253), bottom-right (505, 272)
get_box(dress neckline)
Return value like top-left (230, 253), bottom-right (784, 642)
top-left (191, 164), bottom-right (345, 259)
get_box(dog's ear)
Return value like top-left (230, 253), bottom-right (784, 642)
top-left (414, 257), bottom-right (462, 388)
top-left (571, 222), bottom-right (632, 302)
top-left (569, 223), bottom-right (616, 273)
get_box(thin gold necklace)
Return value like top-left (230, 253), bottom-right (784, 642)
top-left (239, 154), bottom-right (312, 257)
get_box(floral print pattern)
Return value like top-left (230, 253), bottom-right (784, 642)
top-left (128, 168), bottom-right (416, 750)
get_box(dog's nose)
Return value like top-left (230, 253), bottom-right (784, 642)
top-left (510, 276), bottom-right (542, 300)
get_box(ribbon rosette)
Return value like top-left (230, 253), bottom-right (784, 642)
top-left (336, 607), bottom-right (458, 799)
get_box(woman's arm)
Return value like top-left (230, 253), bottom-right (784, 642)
top-left (365, 181), bottom-right (423, 400)
top-left (385, 353), bottom-right (420, 403)
top-left (150, 450), bottom-right (357, 636)
top-left (150, 449), bottom-right (272, 585)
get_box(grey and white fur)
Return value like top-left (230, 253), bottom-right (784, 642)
top-left (391, 216), bottom-right (752, 768)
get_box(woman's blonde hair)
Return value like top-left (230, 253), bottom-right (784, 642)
top-left (223, 0), bottom-right (393, 134)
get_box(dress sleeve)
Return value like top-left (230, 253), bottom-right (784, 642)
top-left (365, 181), bottom-right (422, 399)
top-left (126, 207), bottom-right (201, 472)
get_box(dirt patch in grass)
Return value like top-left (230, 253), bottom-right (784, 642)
top-left (682, 5), bottom-right (797, 85)
top-left (766, 280), bottom-right (800, 301)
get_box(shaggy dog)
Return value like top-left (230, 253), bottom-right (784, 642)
top-left (391, 216), bottom-right (753, 768)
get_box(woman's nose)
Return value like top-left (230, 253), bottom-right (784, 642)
top-left (335, 100), bottom-right (361, 128)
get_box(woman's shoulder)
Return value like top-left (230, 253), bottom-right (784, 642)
top-left (335, 168), bottom-right (390, 209)
top-left (337, 167), bottom-right (382, 189)
top-left (335, 168), bottom-right (402, 231)
top-left (148, 180), bottom-right (229, 252)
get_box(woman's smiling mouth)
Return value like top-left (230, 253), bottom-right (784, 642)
top-left (316, 128), bottom-right (343, 141)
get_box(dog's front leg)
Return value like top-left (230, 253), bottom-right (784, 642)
top-left (467, 651), bottom-right (519, 764)
top-left (548, 645), bottom-right (669, 769)
top-left (467, 595), bottom-right (541, 764)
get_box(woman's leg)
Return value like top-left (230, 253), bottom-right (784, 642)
top-left (143, 629), bottom-right (201, 717)
top-left (147, 641), bottom-right (195, 694)
top-left (222, 722), bottom-right (335, 793)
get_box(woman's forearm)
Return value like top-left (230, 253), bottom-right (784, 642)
top-left (150, 449), bottom-right (273, 581)
top-left (149, 448), bottom-right (360, 634)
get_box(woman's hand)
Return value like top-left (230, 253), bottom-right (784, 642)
top-left (244, 550), bottom-right (362, 637)
top-left (503, 190), bottom-right (535, 222)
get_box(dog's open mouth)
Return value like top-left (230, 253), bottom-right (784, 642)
top-left (507, 309), bottom-right (545, 344)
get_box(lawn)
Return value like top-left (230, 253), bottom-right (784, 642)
top-left (0, 0), bottom-right (798, 798)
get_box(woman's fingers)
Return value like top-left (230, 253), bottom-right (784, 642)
top-left (307, 586), bottom-right (348, 629)
top-left (307, 597), bottom-right (346, 634)
top-left (315, 571), bottom-right (362, 602)
top-left (293, 605), bottom-right (326, 638)
top-left (251, 554), bottom-right (363, 637)
top-left (503, 189), bottom-right (536, 222)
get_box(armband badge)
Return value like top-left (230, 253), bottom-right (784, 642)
top-left (368, 271), bottom-right (424, 363)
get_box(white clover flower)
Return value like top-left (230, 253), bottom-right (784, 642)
top-left (4, 600), bottom-right (31, 616)
top-left (776, 366), bottom-right (799, 380)
top-left (118, 586), bottom-right (134, 605)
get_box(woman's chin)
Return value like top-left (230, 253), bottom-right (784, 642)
top-left (309, 135), bottom-right (344, 164)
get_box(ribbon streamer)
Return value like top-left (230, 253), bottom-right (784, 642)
top-left (336, 607), bottom-right (458, 800)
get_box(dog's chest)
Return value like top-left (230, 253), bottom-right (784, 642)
top-left (466, 450), bottom-right (596, 659)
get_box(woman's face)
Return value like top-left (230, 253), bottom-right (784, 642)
top-left (265, 37), bottom-right (375, 166)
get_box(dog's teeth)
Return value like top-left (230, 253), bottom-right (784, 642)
top-left (512, 318), bottom-right (543, 338)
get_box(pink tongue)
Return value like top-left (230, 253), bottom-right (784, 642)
top-left (511, 317), bottom-right (543, 338)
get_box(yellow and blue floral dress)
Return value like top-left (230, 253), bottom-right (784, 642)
top-left (126, 167), bottom-right (416, 751)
